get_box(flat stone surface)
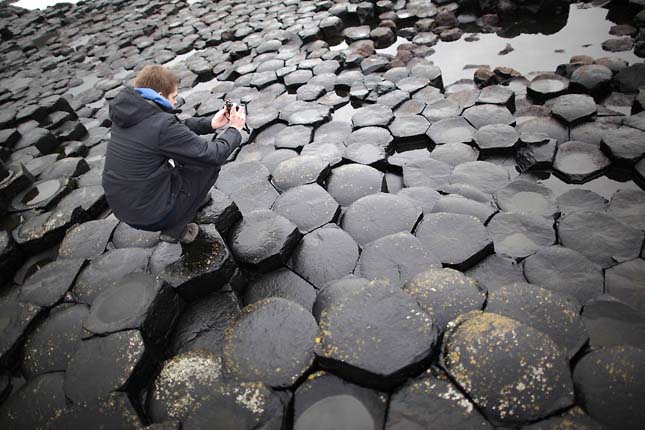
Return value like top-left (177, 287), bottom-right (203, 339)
top-left (274, 125), bottom-right (313, 150)
top-left (294, 371), bottom-right (387, 430)
top-left (555, 189), bottom-right (608, 216)
top-left (300, 141), bottom-right (345, 167)
top-left (148, 350), bottom-right (225, 422)
top-left (427, 117), bottom-right (475, 144)
top-left (429, 142), bottom-right (479, 167)
top-left (326, 164), bottom-right (385, 207)
top-left (386, 367), bottom-right (492, 430)
top-left (403, 268), bottom-right (486, 330)
top-left (605, 258), bottom-right (645, 314)
top-left (527, 77), bottom-right (569, 102)
top-left (516, 117), bottom-right (569, 144)
top-left (229, 180), bottom-right (280, 216)
top-left (272, 183), bottom-right (339, 234)
top-left (403, 158), bottom-right (453, 189)
top-left (111, 222), bottom-right (161, 249)
top-left (415, 212), bottom-right (493, 270)
top-left (288, 226), bottom-right (360, 289)
top-left (607, 189), bottom-right (645, 231)
top-left (554, 141), bottom-right (611, 183)
top-left (229, 209), bottom-right (300, 271)
top-left (582, 296), bottom-right (645, 350)
top-left (570, 64), bottom-right (613, 95)
top-left (600, 126), bottom-right (645, 164)
top-left (224, 297), bottom-right (317, 388)
top-left (550, 94), bottom-right (597, 125)
top-left (22, 304), bottom-right (89, 379)
top-left (47, 392), bottom-right (142, 429)
top-left (315, 280), bottom-right (438, 390)
top-left (243, 268), bottom-right (316, 312)
top-left (442, 312), bottom-right (574, 426)
top-left (465, 254), bottom-right (527, 292)
top-left (474, 124), bottom-right (519, 153)
top-left (463, 104), bottom-right (515, 129)
top-left (0, 300), bottom-right (41, 364)
top-left (523, 245), bottom-right (603, 305)
top-left (422, 99), bottom-right (463, 123)
top-left (487, 282), bottom-right (588, 358)
top-left (64, 330), bottom-right (146, 403)
top-left (346, 126), bottom-right (393, 148)
top-left (573, 346), bottom-right (645, 430)
top-left (487, 212), bottom-right (555, 259)
top-left (397, 186), bottom-right (441, 213)
top-left (216, 161), bottom-right (270, 195)
top-left (58, 218), bottom-right (118, 259)
top-left (494, 179), bottom-right (558, 217)
top-left (194, 188), bottom-right (241, 236)
top-left (558, 211), bottom-right (644, 268)
top-left (0, 372), bottom-right (67, 430)
top-left (451, 161), bottom-right (511, 194)
top-left (19, 258), bottom-right (85, 307)
top-left (356, 232), bottom-right (441, 288)
top-left (272, 155), bottom-right (330, 192)
top-left (341, 193), bottom-right (422, 246)
top-left (351, 104), bottom-right (394, 129)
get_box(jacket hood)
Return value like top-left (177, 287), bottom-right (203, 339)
top-left (109, 86), bottom-right (168, 128)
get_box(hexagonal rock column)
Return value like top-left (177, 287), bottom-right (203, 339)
top-left (169, 291), bottom-right (240, 356)
top-left (288, 226), bottom-right (360, 289)
top-left (0, 372), bottom-right (67, 430)
top-left (0, 301), bottom-right (42, 366)
top-left (19, 258), bottom-right (85, 307)
top-left (573, 346), bottom-right (645, 430)
top-left (607, 189), bottom-right (645, 230)
top-left (558, 211), bottom-right (644, 268)
top-left (315, 281), bottom-right (439, 390)
top-left (64, 330), bottom-right (151, 403)
top-left (415, 213), bottom-right (494, 270)
top-left (554, 141), bottom-right (611, 184)
top-left (153, 224), bottom-right (236, 301)
top-left (325, 164), bottom-right (386, 207)
top-left (356, 232), bottom-right (441, 288)
top-left (341, 193), bottom-right (423, 247)
top-left (600, 126), bottom-right (645, 165)
top-left (148, 350), bottom-right (225, 423)
top-left (487, 212), bottom-right (556, 259)
top-left (111, 222), bottom-right (161, 249)
top-left (272, 183), bottom-right (340, 234)
top-left (451, 161), bottom-right (511, 194)
top-left (487, 283), bottom-right (588, 359)
top-left (427, 117), bottom-right (476, 145)
top-left (431, 194), bottom-right (497, 224)
top-left (521, 407), bottom-right (603, 430)
top-left (223, 297), bottom-right (318, 388)
top-left (272, 155), bottom-right (331, 192)
top-left (194, 188), bottom-right (242, 236)
top-left (73, 248), bottom-right (152, 305)
top-left (581, 296), bottom-right (645, 350)
top-left (549, 94), bottom-right (597, 125)
top-left (22, 304), bottom-right (89, 379)
top-left (522, 246), bottom-right (603, 305)
top-left (463, 104), bottom-right (515, 129)
top-left (228, 209), bottom-right (301, 272)
top-left (605, 258), bottom-right (645, 314)
top-left (388, 114), bottom-right (431, 151)
top-left (83, 273), bottom-right (181, 346)
top-left (293, 371), bottom-right (387, 430)
top-left (58, 218), bottom-right (119, 259)
top-left (312, 276), bottom-right (372, 322)
top-left (351, 104), bottom-right (394, 129)
top-left (0, 230), bottom-right (23, 285)
top-left (441, 312), bottom-right (574, 426)
top-left (243, 268), bottom-right (316, 312)
top-left (494, 179), bottom-right (558, 217)
top-left (45, 392), bottom-right (142, 429)
top-left (181, 381), bottom-right (289, 430)
top-left (386, 367), bottom-right (493, 430)
top-left (403, 268), bottom-right (487, 331)
top-left (474, 123), bottom-right (519, 154)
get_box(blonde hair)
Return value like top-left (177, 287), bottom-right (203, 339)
top-left (134, 65), bottom-right (179, 97)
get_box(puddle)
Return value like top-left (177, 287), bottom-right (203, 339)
top-left (430, 4), bottom-right (641, 86)
top-left (21, 179), bottom-right (61, 206)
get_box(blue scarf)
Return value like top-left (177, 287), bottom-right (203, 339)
top-left (135, 87), bottom-right (174, 111)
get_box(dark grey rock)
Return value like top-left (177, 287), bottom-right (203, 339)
top-left (442, 312), bottom-right (574, 426)
top-left (402, 158), bottom-right (453, 188)
top-left (607, 189), bottom-right (645, 230)
top-left (229, 179), bottom-right (280, 216)
top-left (582, 296), bottom-right (645, 350)
top-left (605, 258), bottom-right (645, 314)
top-left (315, 280), bottom-right (438, 390)
top-left (613, 63), bottom-right (645, 94)
top-left (64, 330), bottom-right (148, 403)
top-left (294, 371), bottom-right (387, 430)
top-left (573, 346), bottom-right (645, 430)
top-left (474, 123), bottom-right (519, 154)
top-left (550, 94), bottom-right (597, 125)
top-left (19, 258), bottom-right (85, 307)
top-left (47, 392), bottom-right (142, 430)
top-left (351, 104), bottom-right (394, 128)
top-left (487, 212), bottom-right (555, 259)
top-left (570, 64), bottom-right (613, 98)
top-left (341, 193), bottom-right (422, 246)
top-left (194, 188), bottom-right (241, 236)
top-left (415, 212), bottom-right (493, 270)
top-left (556, 189), bottom-right (608, 216)
top-left (452, 160), bottom-right (511, 194)
top-left (554, 141), bottom-right (611, 183)
top-left (397, 186), bottom-right (441, 213)
top-left (516, 117), bottom-right (569, 144)
top-left (494, 179), bottom-right (557, 217)
top-left (272, 183), bottom-right (339, 234)
top-left (432, 194), bottom-right (496, 224)
top-left (58, 218), bottom-right (118, 260)
top-left (243, 267), bottom-right (316, 312)
top-left (600, 126), bottom-right (645, 165)
top-left (223, 297), bottom-right (316, 388)
top-left (111, 222), bottom-right (161, 249)
top-left (558, 211), bottom-right (644, 268)
top-left (288, 226), bottom-right (360, 289)
top-left (272, 155), bottom-right (330, 192)
top-left (22, 304), bottom-right (89, 379)
top-left (422, 99), bottom-right (463, 123)
top-left (388, 114), bottom-right (431, 150)
top-left (0, 301), bottom-right (41, 365)
top-left (463, 104), bottom-right (515, 129)
top-left (274, 125), bottom-right (313, 150)
top-left (464, 254), bottom-right (526, 292)
top-left (326, 164), bottom-right (385, 207)
top-left (427, 117), bottom-right (476, 144)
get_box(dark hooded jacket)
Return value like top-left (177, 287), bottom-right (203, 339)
top-left (102, 86), bottom-right (241, 226)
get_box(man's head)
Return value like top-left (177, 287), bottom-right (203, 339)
top-left (134, 65), bottom-right (179, 106)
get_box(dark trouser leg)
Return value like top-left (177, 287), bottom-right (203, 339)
top-left (160, 163), bottom-right (221, 239)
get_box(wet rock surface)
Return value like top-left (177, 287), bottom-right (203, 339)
top-left (0, 0), bottom-right (644, 427)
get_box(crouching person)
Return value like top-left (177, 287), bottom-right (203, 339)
top-left (102, 65), bottom-right (246, 244)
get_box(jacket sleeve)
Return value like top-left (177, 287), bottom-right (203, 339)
top-left (158, 115), bottom-right (242, 166)
top-left (182, 116), bottom-right (214, 135)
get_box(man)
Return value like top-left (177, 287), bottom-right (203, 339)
top-left (102, 65), bottom-right (246, 244)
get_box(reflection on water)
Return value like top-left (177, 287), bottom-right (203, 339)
top-left (431, 4), bottom-right (641, 85)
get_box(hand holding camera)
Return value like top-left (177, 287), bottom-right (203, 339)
top-left (211, 99), bottom-right (247, 131)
